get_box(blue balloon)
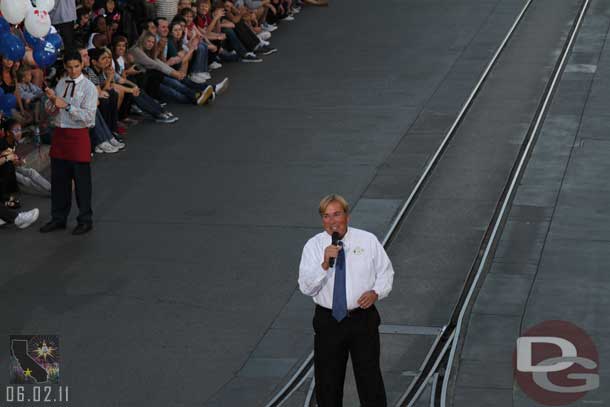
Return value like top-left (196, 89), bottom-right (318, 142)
top-left (44, 32), bottom-right (63, 51)
top-left (24, 30), bottom-right (42, 48)
top-left (0, 93), bottom-right (17, 116)
top-left (33, 41), bottom-right (57, 68)
top-left (0, 32), bottom-right (25, 61)
top-left (0, 17), bottom-right (10, 34)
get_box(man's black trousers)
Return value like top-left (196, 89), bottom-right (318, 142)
top-left (313, 305), bottom-right (387, 407)
top-left (51, 158), bottom-right (92, 225)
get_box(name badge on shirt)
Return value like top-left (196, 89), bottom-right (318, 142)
top-left (352, 247), bottom-right (365, 255)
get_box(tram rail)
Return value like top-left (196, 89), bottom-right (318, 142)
top-left (396, 0), bottom-right (590, 405)
top-left (265, 0), bottom-right (589, 405)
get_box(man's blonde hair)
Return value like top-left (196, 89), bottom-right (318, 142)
top-left (318, 194), bottom-right (350, 216)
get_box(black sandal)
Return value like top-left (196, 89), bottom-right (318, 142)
top-left (4, 197), bottom-right (21, 210)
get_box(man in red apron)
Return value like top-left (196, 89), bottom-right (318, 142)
top-left (40, 50), bottom-right (98, 235)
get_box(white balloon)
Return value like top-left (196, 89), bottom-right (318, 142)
top-left (35, 0), bottom-right (55, 12)
top-left (24, 7), bottom-right (51, 38)
top-left (0, 0), bottom-right (30, 24)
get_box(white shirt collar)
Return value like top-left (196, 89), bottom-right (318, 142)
top-left (325, 227), bottom-right (352, 250)
top-left (341, 227), bottom-right (352, 250)
top-left (64, 74), bottom-right (85, 84)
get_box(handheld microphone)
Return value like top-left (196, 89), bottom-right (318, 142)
top-left (329, 232), bottom-right (340, 267)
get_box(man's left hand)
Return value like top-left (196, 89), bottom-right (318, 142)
top-left (357, 290), bottom-right (378, 309)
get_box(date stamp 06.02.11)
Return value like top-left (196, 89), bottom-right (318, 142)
top-left (5, 335), bottom-right (69, 407)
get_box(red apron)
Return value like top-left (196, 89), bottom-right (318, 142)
top-left (50, 127), bottom-right (91, 163)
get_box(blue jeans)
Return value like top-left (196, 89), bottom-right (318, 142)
top-left (181, 77), bottom-right (210, 91)
top-left (160, 76), bottom-right (197, 104)
top-left (90, 109), bottom-right (113, 146)
top-left (222, 28), bottom-right (248, 57)
top-left (133, 92), bottom-right (163, 117)
top-left (160, 76), bottom-right (211, 104)
top-left (189, 43), bottom-right (209, 74)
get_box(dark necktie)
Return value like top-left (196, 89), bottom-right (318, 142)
top-left (63, 80), bottom-right (75, 98)
top-left (332, 244), bottom-right (347, 322)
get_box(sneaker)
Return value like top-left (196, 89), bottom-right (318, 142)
top-left (95, 141), bottom-right (119, 154)
top-left (131, 104), bottom-right (144, 115)
top-left (165, 113), bottom-right (179, 122)
top-left (261, 22), bottom-right (278, 32)
top-left (14, 208), bottom-right (39, 229)
top-left (303, 0), bottom-right (328, 5)
top-left (257, 31), bottom-right (272, 41)
top-left (215, 77), bottom-right (230, 95)
top-left (281, 15), bottom-right (295, 21)
top-left (197, 85), bottom-right (214, 105)
top-left (257, 45), bottom-right (277, 56)
top-left (189, 72), bottom-right (211, 84)
top-left (159, 101), bottom-right (168, 108)
top-left (0, 218), bottom-right (6, 226)
top-left (219, 50), bottom-right (239, 63)
top-left (111, 133), bottom-right (125, 143)
top-left (122, 117), bottom-right (140, 126)
top-left (109, 137), bottom-right (126, 150)
top-left (242, 52), bottom-right (263, 63)
top-left (209, 61), bottom-right (222, 70)
top-left (155, 113), bottom-right (178, 124)
top-left (292, 6), bottom-right (301, 13)
top-left (254, 41), bottom-right (269, 50)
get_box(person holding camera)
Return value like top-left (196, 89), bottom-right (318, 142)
top-left (0, 129), bottom-right (39, 229)
top-left (1, 119), bottom-right (51, 196)
top-left (0, 138), bottom-right (19, 209)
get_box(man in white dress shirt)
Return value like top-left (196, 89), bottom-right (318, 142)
top-left (298, 194), bottom-right (394, 406)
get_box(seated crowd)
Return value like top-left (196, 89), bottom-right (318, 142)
top-left (0, 0), bottom-right (322, 229)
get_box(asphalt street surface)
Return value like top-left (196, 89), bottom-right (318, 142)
top-left (1, 0), bottom-right (599, 406)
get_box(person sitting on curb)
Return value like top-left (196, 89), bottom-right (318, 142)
top-left (0, 135), bottom-right (20, 209)
top-left (129, 31), bottom-right (216, 105)
top-left (0, 206), bottom-right (39, 229)
top-left (2, 119), bottom-right (51, 197)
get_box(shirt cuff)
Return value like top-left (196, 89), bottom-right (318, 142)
top-left (372, 285), bottom-right (389, 301)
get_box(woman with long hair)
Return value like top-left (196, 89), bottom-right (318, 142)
top-left (129, 31), bottom-right (228, 105)
top-left (0, 58), bottom-right (29, 124)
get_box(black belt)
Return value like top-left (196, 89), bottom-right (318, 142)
top-left (316, 304), bottom-right (373, 318)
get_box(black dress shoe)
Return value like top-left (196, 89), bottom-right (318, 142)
top-left (72, 223), bottom-right (93, 235)
top-left (39, 221), bottom-right (67, 233)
